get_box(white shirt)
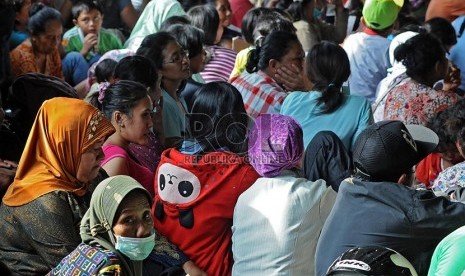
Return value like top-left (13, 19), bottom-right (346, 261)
top-left (232, 170), bottom-right (329, 276)
top-left (343, 32), bottom-right (391, 104)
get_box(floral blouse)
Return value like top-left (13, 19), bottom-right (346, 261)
top-left (383, 78), bottom-right (460, 126)
top-left (10, 39), bottom-right (64, 79)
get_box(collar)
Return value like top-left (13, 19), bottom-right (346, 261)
top-left (363, 27), bottom-right (387, 37)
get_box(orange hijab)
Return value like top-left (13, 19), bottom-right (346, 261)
top-left (2, 97), bottom-right (115, 206)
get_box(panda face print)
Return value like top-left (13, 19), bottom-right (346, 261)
top-left (157, 163), bottom-right (201, 204)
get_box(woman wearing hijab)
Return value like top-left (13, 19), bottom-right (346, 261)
top-left (49, 175), bottom-right (155, 275)
top-left (232, 114), bottom-right (352, 275)
top-left (0, 97), bottom-right (115, 275)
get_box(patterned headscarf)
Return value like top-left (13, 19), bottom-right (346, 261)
top-left (2, 98), bottom-right (115, 206)
top-left (80, 175), bottom-right (153, 276)
top-left (248, 114), bottom-right (304, 177)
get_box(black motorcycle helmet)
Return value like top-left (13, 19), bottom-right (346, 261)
top-left (326, 246), bottom-right (418, 276)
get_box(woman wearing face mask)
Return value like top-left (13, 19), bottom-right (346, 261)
top-left (48, 175), bottom-right (155, 275)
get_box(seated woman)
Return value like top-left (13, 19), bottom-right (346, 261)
top-left (231, 31), bottom-right (310, 118)
top-left (10, 0), bottom-right (31, 50)
top-left (383, 33), bottom-right (460, 126)
top-left (280, 41), bottom-right (372, 151)
top-left (233, 114), bottom-right (336, 275)
top-left (48, 175), bottom-right (155, 275)
top-left (153, 82), bottom-right (260, 275)
top-left (99, 80), bottom-right (155, 196)
top-left (136, 32), bottom-right (190, 148)
top-left (10, 3), bottom-right (63, 79)
top-left (113, 56), bottom-right (164, 173)
top-left (188, 5), bottom-right (236, 83)
top-left (164, 23), bottom-right (206, 110)
top-left (0, 97), bottom-right (115, 275)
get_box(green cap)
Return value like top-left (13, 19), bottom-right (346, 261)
top-left (362, 0), bottom-right (404, 30)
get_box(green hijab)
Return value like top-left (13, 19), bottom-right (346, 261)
top-left (80, 175), bottom-right (153, 276)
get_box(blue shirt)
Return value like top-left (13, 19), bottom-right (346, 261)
top-left (280, 91), bottom-right (373, 151)
top-left (449, 16), bottom-right (465, 91)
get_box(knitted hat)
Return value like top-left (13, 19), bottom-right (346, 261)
top-left (362, 0), bottom-right (404, 30)
top-left (353, 120), bottom-right (438, 181)
top-left (248, 114), bottom-right (303, 177)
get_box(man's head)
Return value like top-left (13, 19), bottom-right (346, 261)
top-left (72, 0), bottom-right (103, 35)
top-left (362, 0), bottom-right (403, 32)
top-left (353, 120), bottom-right (438, 183)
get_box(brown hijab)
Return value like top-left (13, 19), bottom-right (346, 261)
top-left (2, 97), bottom-right (115, 206)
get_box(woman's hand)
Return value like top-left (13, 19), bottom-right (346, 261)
top-left (152, 96), bottom-right (165, 147)
top-left (182, 260), bottom-right (208, 276)
top-left (274, 64), bottom-right (313, 92)
top-left (0, 159), bottom-right (17, 192)
top-left (443, 62), bottom-right (461, 92)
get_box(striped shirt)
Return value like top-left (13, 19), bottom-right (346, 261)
top-left (200, 45), bottom-right (236, 83)
top-left (231, 70), bottom-right (288, 118)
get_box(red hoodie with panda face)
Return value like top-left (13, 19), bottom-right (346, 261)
top-left (152, 148), bottom-right (259, 276)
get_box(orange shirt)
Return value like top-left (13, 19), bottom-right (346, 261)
top-left (425, 0), bottom-right (465, 22)
top-left (9, 39), bottom-right (64, 79)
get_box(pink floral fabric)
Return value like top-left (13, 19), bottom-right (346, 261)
top-left (383, 79), bottom-right (460, 126)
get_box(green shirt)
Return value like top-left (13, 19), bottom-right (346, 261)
top-left (428, 226), bottom-right (465, 276)
top-left (62, 26), bottom-right (123, 61)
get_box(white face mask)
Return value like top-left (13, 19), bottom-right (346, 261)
top-left (115, 232), bottom-right (155, 261)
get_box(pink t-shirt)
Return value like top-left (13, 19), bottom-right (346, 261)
top-left (101, 144), bottom-right (155, 196)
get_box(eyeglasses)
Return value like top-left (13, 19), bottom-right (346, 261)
top-left (163, 50), bottom-right (189, 65)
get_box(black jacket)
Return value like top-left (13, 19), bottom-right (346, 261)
top-left (315, 178), bottom-right (465, 276)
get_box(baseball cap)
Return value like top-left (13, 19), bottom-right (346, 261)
top-left (326, 246), bottom-right (418, 275)
top-left (352, 120), bottom-right (438, 182)
top-left (362, 0), bottom-right (404, 30)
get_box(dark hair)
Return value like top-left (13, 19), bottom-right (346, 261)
top-left (178, 0), bottom-right (203, 12)
top-left (71, 0), bottom-right (103, 19)
top-left (241, 7), bottom-right (269, 44)
top-left (307, 41), bottom-right (350, 114)
top-left (251, 11), bottom-right (295, 47)
top-left (95, 59), bottom-right (117, 83)
top-left (246, 31), bottom-right (299, 73)
top-left (445, 99), bottom-right (465, 153)
top-left (164, 24), bottom-right (205, 58)
top-left (101, 80), bottom-right (148, 119)
top-left (394, 33), bottom-right (446, 80)
top-left (187, 4), bottom-right (219, 45)
top-left (159, 15), bottom-right (190, 31)
top-left (286, 0), bottom-right (312, 22)
top-left (28, 3), bottom-right (61, 35)
top-left (13, 0), bottom-right (25, 12)
top-left (113, 55), bottom-right (158, 89)
top-left (427, 107), bottom-right (454, 154)
top-left (189, 82), bottom-right (248, 154)
top-left (424, 17), bottom-right (457, 48)
top-left (136, 32), bottom-right (177, 69)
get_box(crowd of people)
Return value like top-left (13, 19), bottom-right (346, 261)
top-left (1, 0), bottom-right (465, 275)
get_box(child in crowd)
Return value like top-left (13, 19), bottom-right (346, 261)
top-left (62, 0), bottom-right (122, 85)
top-left (415, 107), bottom-right (463, 188)
top-left (433, 100), bottom-right (465, 193)
top-left (343, 0), bottom-right (403, 103)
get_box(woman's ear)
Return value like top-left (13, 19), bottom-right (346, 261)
top-left (268, 59), bottom-right (279, 75)
top-left (113, 111), bottom-right (125, 128)
top-left (456, 140), bottom-right (465, 159)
